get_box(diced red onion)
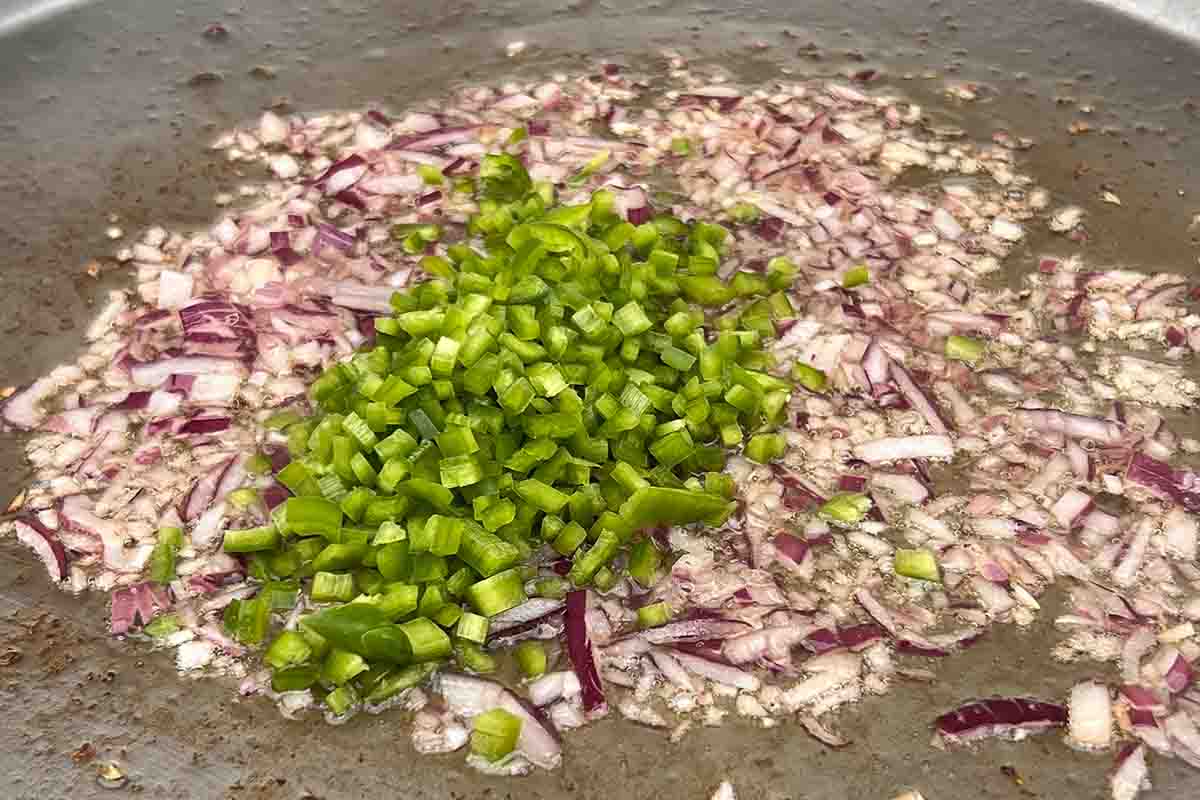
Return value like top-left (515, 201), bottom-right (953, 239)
top-left (980, 371), bottom-right (1024, 398)
top-left (721, 625), bottom-right (810, 665)
top-left (1163, 508), bottom-right (1198, 561)
top-left (487, 614), bottom-right (565, 650)
top-left (358, 173), bottom-right (423, 195)
top-left (1068, 681), bottom-right (1113, 750)
top-left (670, 649), bottom-right (760, 690)
top-left (157, 270), bottom-right (195, 309)
top-left (970, 576), bottom-right (1015, 615)
top-left (854, 435), bottom-right (954, 463)
top-left (680, 89), bottom-right (742, 113)
top-left (934, 697), bottom-right (1067, 742)
top-left (896, 640), bottom-right (951, 657)
top-left (527, 671), bottom-right (582, 707)
top-left (59, 495), bottom-right (153, 573)
top-left (802, 624), bottom-right (886, 654)
top-left (181, 456), bottom-right (236, 521)
top-left (308, 154), bottom-right (366, 190)
top-left (130, 356), bottom-right (245, 388)
top-left (2, 376), bottom-right (57, 430)
top-left (774, 532), bottom-right (810, 565)
top-left (258, 111), bottom-right (289, 144)
top-left (187, 571), bottom-right (244, 594)
top-left (314, 223), bottom-right (357, 256)
top-left (565, 591), bottom-right (605, 712)
top-left (1126, 452), bottom-right (1200, 513)
top-left (638, 617), bottom-right (752, 646)
top-left (838, 475), bottom-right (867, 492)
top-left (13, 516), bottom-right (68, 582)
top-left (333, 190), bottom-right (366, 211)
top-left (1165, 653), bottom-right (1194, 694)
top-left (799, 714), bottom-right (851, 748)
top-left (1164, 712), bottom-right (1200, 768)
top-left (926, 310), bottom-right (1003, 336)
top-left (387, 126), bottom-right (478, 152)
top-left (1120, 684), bottom-right (1166, 711)
top-left (110, 582), bottom-right (172, 635)
top-left (1065, 438), bottom-right (1090, 481)
top-left (861, 339), bottom-right (890, 386)
top-left (1018, 409), bottom-right (1126, 445)
top-left (438, 673), bottom-right (563, 769)
top-left (1109, 743), bottom-right (1148, 800)
top-left (890, 364), bottom-right (950, 434)
top-left (1050, 489), bottom-right (1094, 529)
top-left (179, 416), bottom-right (232, 435)
top-left (260, 483), bottom-right (289, 510)
top-left (42, 406), bottom-right (102, 437)
top-left (648, 648), bottom-right (695, 691)
top-left (487, 598), bottom-right (565, 634)
top-left (110, 390), bottom-right (151, 412)
top-left (870, 472), bottom-right (929, 504)
top-left (329, 280), bottom-right (396, 314)
top-left (1134, 282), bottom-right (1188, 320)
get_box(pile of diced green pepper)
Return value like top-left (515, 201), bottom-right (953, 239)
top-left (212, 152), bottom-right (804, 754)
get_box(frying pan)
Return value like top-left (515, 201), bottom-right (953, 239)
top-left (1, 1), bottom-right (1198, 798)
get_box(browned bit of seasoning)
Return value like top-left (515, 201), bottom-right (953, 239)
top-left (1001, 765), bottom-right (1024, 785)
top-left (85, 261), bottom-right (102, 278)
top-left (1069, 120), bottom-right (1092, 135)
top-left (6, 490), bottom-right (25, 512)
top-left (0, 386), bottom-right (15, 400)
top-left (188, 71), bottom-right (224, 87)
top-left (96, 761), bottom-right (128, 790)
top-left (71, 742), bottom-right (98, 764)
top-left (0, 647), bottom-right (22, 666)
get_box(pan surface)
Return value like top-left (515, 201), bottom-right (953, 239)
top-left (2, 1), bottom-right (1199, 798)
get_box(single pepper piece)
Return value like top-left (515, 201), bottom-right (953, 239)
top-left (818, 492), bottom-right (873, 526)
top-left (470, 708), bottom-right (523, 762)
top-left (895, 548), bottom-right (941, 582)
top-left (791, 362), bottom-right (827, 393)
top-left (465, 568), bottom-right (527, 617)
top-left (514, 640), bottom-right (548, 678)
top-left (148, 526), bottom-right (183, 584)
top-left (359, 624), bottom-right (414, 664)
top-left (618, 486), bottom-right (735, 529)
top-left (264, 630), bottom-right (313, 670)
top-left (399, 617), bottom-right (453, 662)
top-left (366, 662), bottom-right (439, 704)
top-left (842, 264), bottom-right (870, 288)
top-left (945, 335), bottom-right (985, 364)
top-left (301, 603), bottom-right (391, 654)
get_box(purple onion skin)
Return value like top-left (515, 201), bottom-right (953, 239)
top-left (627, 206), bottom-right (654, 225)
top-left (14, 516), bottom-right (69, 582)
top-left (802, 623), bottom-right (885, 653)
top-left (565, 591), bottom-right (606, 712)
top-left (1127, 452), bottom-right (1200, 512)
top-left (307, 154), bottom-right (366, 186)
top-left (935, 697), bottom-right (1067, 739)
top-left (774, 532), bottom-right (810, 564)
top-left (111, 391), bottom-right (152, 411)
